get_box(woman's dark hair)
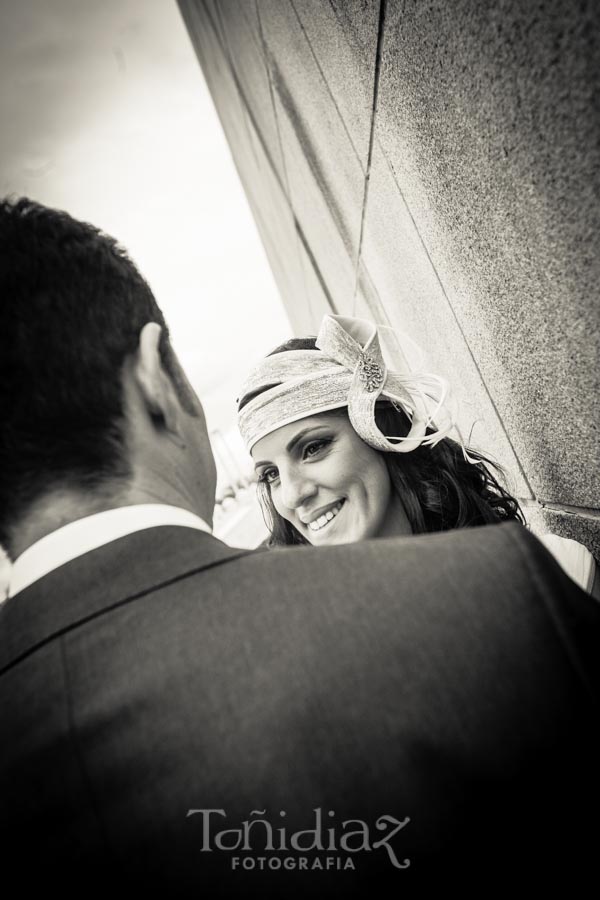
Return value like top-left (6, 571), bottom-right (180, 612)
top-left (249, 337), bottom-right (524, 546)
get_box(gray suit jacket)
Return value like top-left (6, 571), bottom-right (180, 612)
top-left (0, 522), bottom-right (598, 895)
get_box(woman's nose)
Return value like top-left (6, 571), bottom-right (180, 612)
top-left (279, 468), bottom-right (317, 510)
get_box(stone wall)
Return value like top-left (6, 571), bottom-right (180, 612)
top-left (178, 0), bottom-right (600, 555)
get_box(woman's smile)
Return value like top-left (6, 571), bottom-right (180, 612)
top-left (304, 499), bottom-right (345, 533)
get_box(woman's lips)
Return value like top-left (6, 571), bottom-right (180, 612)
top-left (306, 500), bottom-right (345, 533)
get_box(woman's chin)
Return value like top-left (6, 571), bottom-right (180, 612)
top-left (307, 524), bottom-right (363, 547)
top-left (309, 522), bottom-right (383, 546)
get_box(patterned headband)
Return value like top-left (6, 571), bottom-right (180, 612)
top-left (237, 314), bottom-right (465, 455)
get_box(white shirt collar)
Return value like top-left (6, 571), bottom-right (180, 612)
top-left (7, 504), bottom-right (212, 599)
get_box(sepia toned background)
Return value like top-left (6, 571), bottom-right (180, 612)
top-left (1, 0), bottom-right (598, 592)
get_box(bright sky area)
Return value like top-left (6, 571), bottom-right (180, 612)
top-left (0, 0), bottom-right (292, 467)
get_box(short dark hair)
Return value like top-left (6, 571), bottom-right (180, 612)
top-left (252, 338), bottom-right (524, 545)
top-left (0, 197), bottom-right (192, 550)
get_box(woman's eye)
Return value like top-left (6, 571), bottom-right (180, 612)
top-left (258, 468), bottom-right (279, 485)
top-left (303, 439), bottom-right (330, 459)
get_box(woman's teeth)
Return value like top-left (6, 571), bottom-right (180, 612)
top-left (308, 501), bottom-right (344, 532)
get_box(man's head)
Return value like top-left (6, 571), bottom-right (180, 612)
top-left (0, 197), bottom-right (216, 555)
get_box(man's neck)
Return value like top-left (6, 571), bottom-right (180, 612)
top-left (8, 487), bottom-right (129, 561)
top-left (9, 476), bottom-right (214, 562)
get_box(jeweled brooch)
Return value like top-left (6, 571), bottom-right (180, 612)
top-left (358, 354), bottom-right (384, 392)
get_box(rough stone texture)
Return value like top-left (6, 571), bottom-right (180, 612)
top-left (179, 0), bottom-right (599, 555)
top-left (212, 0), bottom-right (288, 189)
top-left (360, 141), bottom-right (531, 497)
top-left (258, 0), bottom-right (372, 311)
top-left (270, 82), bottom-right (357, 315)
top-left (374, 0), bottom-right (600, 508)
top-left (291, 0), bottom-right (380, 167)
top-left (297, 240), bottom-right (337, 331)
top-left (178, 0), bottom-right (307, 324)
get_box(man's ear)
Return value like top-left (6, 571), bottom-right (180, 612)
top-left (133, 322), bottom-right (181, 435)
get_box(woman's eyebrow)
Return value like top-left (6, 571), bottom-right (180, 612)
top-left (254, 426), bottom-right (331, 467)
top-left (286, 426), bottom-right (330, 454)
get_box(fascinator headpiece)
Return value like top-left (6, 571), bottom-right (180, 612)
top-left (238, 315), bottom-right (469, 457)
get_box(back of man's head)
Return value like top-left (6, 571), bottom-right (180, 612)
top-left (0, 197), bottom-right (187, 552)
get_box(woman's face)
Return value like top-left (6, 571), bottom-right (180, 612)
top-left (252, 411), bottom-right (411, 545)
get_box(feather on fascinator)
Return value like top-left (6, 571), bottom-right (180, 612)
top-left (237, 314), bottom-right (469, 457)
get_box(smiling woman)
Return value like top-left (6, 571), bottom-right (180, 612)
top-left (237, 315), bottom-right (523, 549)
top-left (253, 411), bottom-right (412, 545)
